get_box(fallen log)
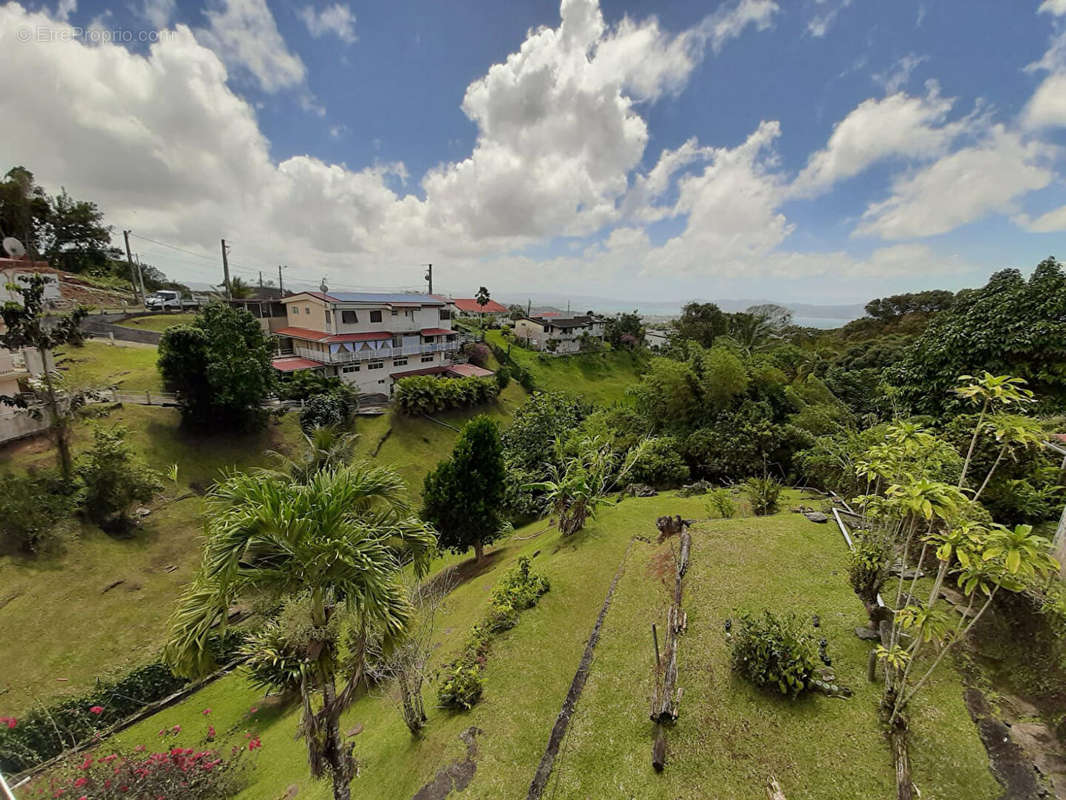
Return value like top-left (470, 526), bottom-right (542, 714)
top-left (766, 776), bottom-right (787, 799)
top-left (652, 725), bottom-right (666, 772)
top-left (677, 530), bottom-right (691, 577)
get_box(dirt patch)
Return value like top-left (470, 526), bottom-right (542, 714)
top-left (964, 687), bottom-right (1046, 799)
top-left (421, 550), bottom-right (507, 598)
top-left (411, 726), bottom-right (482, 800)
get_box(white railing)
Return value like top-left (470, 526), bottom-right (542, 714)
top-left (292, 341), bottom-right (459, 365)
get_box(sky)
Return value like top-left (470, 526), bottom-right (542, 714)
top-left (2, 0), bottom-right (1066, 306)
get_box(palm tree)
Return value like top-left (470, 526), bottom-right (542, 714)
top-left (164, 465), bottom-right (436, 800)
top-left (268, 425), bottom-right (360, 484)
top-left (475, 286), bottom-right (490, 329)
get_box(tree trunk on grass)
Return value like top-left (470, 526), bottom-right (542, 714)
top-left (890, 720), bottom-right (913, 800)
top-left (474, 539), bottom-right (485, 563)
top-left (321, 675), bottom-right (355, 800)
top-left (41, 366), bottom-right (72, 481)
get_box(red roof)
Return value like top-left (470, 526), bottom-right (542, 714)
top-left (390, 365), bottom-right (450, 379)
top-left (325, 331), bottom-right (392, 343)
top-left (274, 326), bottom-right (330, 342)
top-left (420, 328), bottom-right (453, 336)
top-left (446, 363), bottom-right (494, 378)
top-left (451, 298), bottom-right (508, 314)
top-left (272, 356), bottom-right (326, 373)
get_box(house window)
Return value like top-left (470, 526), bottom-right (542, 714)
top-left (421, 354), bottom-right (435, 363)
top-left (370, 310), bottom-right (382, 323)
top-left (291, 306), bottom-right (298, 315)
top-left (393, 358), bottom-right (408, 367)
top-left (367, 361), bottom-right (384, 370)
top-left (391, 309), bottom-right (399, 316)
top-left (439, 309), bottom-right (451, 320)
top-left (341, 364), bottom-right (360, 373)
top-left (324, 311), bottom-right (331, 324)
top-left (341, 310), bottom-right (357, 324)
top-left (304, 306), bottom-right (310, 314)
top-left (392, 335), bottom-right (403, 348)
top-left (424, 335), bottom-right (435, 343)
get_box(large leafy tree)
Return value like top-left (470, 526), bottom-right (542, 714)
top-left (0, 167), bottom-right (50, 258)
top-left (673, 301), bottom-right (729, 347)
top-left (422, 415), bottom-right (506, 562)
top-left (165, 465), bottom-right (435, 800)
top-left (0, 274), bottom-right (87, 479)
top-left (39, 188), bottom-right (116, 273)
top-left (158, 303), bottom-right (275, 430)
top-left (604, 311), bottom-right (644, 348)
top-left (891, 259), bottom-right (1066, 415)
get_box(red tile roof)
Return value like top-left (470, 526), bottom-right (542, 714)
top-left (324, 331), bottom-right (392, 343)
top-left (450, 298), bottom-right (508, 314)
top-left (274, 326), bottom-right (330, 342)
top-left (272, 356), bottom-right (326, 372)
top-left (420, 327), bottom-right (453, 336)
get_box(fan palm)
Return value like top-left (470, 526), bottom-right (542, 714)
top-left (164, 465), bottom-right (436, 800)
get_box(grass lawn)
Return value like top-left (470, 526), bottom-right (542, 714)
top-left (117, 313), bottom-right (199, 332)
top-left (485, 330), bottom-right (645, 406)
top-left (552, 506), bottom-right (999, 800)
top-left (0, 404), bottom-right (305, 714)
top-left (54, 341), bottom-right (163, 392)
top-left (65, 493), bottom-right (997, 800)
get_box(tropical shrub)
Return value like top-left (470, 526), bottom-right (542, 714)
top-left (467, 343), bottom-right (490, 367)
top-left (706, 488), bottom-right (737, 519)
top-left (298, 392), bottom-right (355, 432)
top-left (437, 661), bottom-right (484, 710)
top-left (393, 376), bottom-right (499, 415)
top-left (75, 425), bottom-right (163, 532)
top-left (24, 730), bottom-right (253, 800)
top-left (487, 556), bottom-right (550, 631)
top-left (495, 365), bottom-right (511, 390)
top-left (848, 530), bottom-right (892, 608)
top-left (628, 436), bottom-right (689, 488)
top-left (0, 471), bottom-right (73, 554)
top-left (730, 611), bottom-right (821, 698)
top-left (743, 476), bottom-right (782, 516)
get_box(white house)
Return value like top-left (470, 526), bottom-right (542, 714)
top-left (0, 259), bottom-right (61, 304)
top-left (271, 291), bottom-right (474, 395)
top-left (513, 315), bottom-right (605, 354)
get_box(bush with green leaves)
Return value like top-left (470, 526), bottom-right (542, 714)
top-left (628, 435), bottom-right (690, 488)
top-left (848, 530), bottom-right (892, 608)
top-left (487, 556), bottom-right (550, 631)
top-left (0, 471), bottom-right (73, 554)
top-left (495, 365), bottom-right (511, 390)
top-left (437, 660), bottom-right (484, 710)
top-left (393, 375), bottom-right (499, 415)
top-left (706, 488), bottom-right (737, 519)
top-left (729, 611), bottom-right (821, 698)
top-left (75, 425), bottom-right (163, 532)
top-left (743, 476), bottom-right (782, 516)
top-left (298, 392), bottom-right (356, 433)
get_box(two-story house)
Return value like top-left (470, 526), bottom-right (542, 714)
top-left (271, 291), bottom-right (477, 395)
top-left (513, 315), bottom-right (606, 354)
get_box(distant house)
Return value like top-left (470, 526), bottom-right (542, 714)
top-left (227, 287), bottom-right (289, 333)
top-left (645, 329), bottom-right (670, 350)
top-left (271, 291), bottom-right (489, 395)
top-left (447, 297), bottom-right (509, 322)
top-left (513, 315), bottom-right (605, 354)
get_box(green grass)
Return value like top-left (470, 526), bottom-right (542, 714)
top-left (117, 313), bottom-right (199, 332)
top-left (63, 494), bottom-right (996, 800)
top-left (553, 505), bottom-right (998, 800)
top-left (54, 341), bottom-right (163, 392)
top-left (0, 404), bottom-right (305, 713)
top-left (486, 330), bottom-right (645, 406)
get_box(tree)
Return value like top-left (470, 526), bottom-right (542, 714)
top-left (269, 425), bottom-right (359, 484)
top-left (629, 358), bottom-right (701, 428)
top-left (422, 416), bottom-right (506, 562)
top-left (75, 425), bottom-right (162, 532)
top-left (864, 290), bottom-right (955, 321)
top-left (605, 311), bottom-right (643, 349)
top-left (39, 189), bottom-right (116, 273)
top-left (0, 274), bottom-right (88, 479)
top-left (892, 260), bottom-right (1066, 415)
top-left (0, 166), bottom-right (50, 258)
top-left (223, 276), bottom-right (254, 299)
top-left (165, 466), bottom-right (436, 800)
top-left (475, 286), bottom-right (491, 328)
top-left (507, 304), bottom-right (525, 321)
top-left (674, 302), bottom-right (729, 347)
top-left (158, 303), bottom-right (275, 430)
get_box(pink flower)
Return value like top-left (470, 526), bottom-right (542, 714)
top-left (248, 706), bottom-right (258, 714)
top-left (206, 725), bottom-right (215, 740)
top-left (0, 717), bottom-right (16, 729)
top-left (134, 744), bottom-right (146, 752)
top-left (201, 708), bottom-right (211, 715)
top-left (171, 724), bottom-right (181, 733)
top-left (89, 706), bottom-right (104, 715)
top-left (73, 778), bottom-right (87, 788)
top-left (247, 737), bottom-right (261, 751)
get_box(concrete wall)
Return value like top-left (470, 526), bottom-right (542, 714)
top-left (285, 296), bottom-right (329, 331)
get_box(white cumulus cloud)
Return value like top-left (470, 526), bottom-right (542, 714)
top-left (196, 0), bottom-right (306, 92)
top-left (299, 3), bottom-right (357, 44)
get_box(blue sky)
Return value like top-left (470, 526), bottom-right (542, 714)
top-left (3, 0), bottom-right (1066, 305)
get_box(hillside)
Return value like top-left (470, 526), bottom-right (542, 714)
top-left (64, 492), bottom-right (997, 800)
top-left (485, 330), bottom-right (645, 405)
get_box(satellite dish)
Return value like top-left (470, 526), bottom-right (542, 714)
top-left (2, 237), bottom-right (26, 258)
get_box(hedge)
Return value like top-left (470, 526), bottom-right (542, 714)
top-left (0, 632), bottom-right (242, 774)
top-left (392, 376), bottom-right (499, 415)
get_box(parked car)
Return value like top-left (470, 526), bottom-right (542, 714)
top-left (144, 290), bottom-right (201, 310)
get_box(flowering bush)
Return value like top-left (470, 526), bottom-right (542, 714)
top-left (23, 729), bottom-right (254, 800)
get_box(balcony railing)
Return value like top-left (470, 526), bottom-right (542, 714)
top-left (293, 340), bottom-right (459, 365)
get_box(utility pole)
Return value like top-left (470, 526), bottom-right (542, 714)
top-left (258, 270), bottom-right (263, 289)
top-left (278, 265), bottom-right (286, 296)
top-left (220, 239), bottom-right (231, 300)
top-left (134, 254), bottom-right (147, 300)
top-left (122, 230), bottom-right (139, 304)
top-left (424, 263), bottom-right (433, 295)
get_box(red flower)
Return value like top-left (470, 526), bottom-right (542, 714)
top-left (73, 778), bottom-right (87, 788)
top-left (201, 708), bottom-right (212, 715)
top-left (89, 706), bottom-right (104, 715)
top-left (207, 725), bottom-right (216, 740)
top-left (135, 744), bottom-right (146, 752)
top-left (0, 717), bottom-right (16, 729)
top-left (247, 737), bottom-right (261, 751)
top-left (171, 724), bottom-right (181, 733)
top-left (249, 706), bottom-right (258, 714)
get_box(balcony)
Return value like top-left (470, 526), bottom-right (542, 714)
top-left (292, 340), bottom-right (459, 365)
